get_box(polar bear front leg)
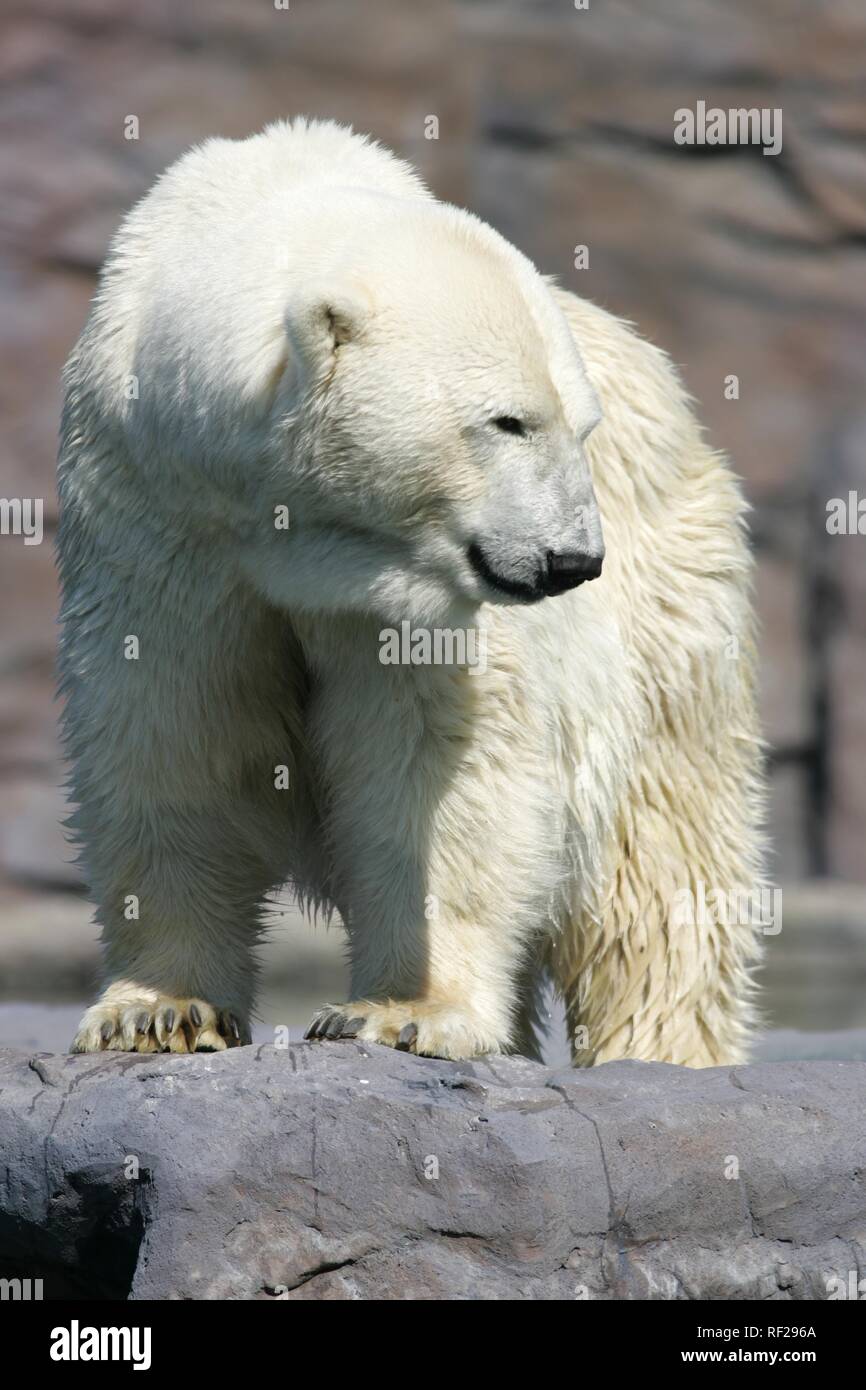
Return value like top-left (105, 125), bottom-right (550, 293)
top-left (70, 924), bottom-right (257, 1055)
top-left (306, 844), bottom-right (533, 1061)
top-left (301, 641), bottom-right (556, 1061)
top-left (67, 805), bottom-right (273, 1054)
top-left (304, 922), bottom-right (523, 1062)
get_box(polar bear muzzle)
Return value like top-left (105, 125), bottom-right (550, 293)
top-left (468, 539), bottom-right (604, 602)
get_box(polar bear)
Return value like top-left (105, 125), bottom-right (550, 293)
top-left (59, 118), bottom-right (765, 1065)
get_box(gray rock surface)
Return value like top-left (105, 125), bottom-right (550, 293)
top-left (1, 1042), bottom-right (863, 1300)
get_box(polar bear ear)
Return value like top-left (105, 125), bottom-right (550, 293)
top-left (322, 290), bottom-right (369, 348)
top-left (285, 283), bottom-right (371, 366)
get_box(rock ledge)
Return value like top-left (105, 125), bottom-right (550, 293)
top-left (1, 1044), bottom-right (863, 1299)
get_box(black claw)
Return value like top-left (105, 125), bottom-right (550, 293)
top-left (325, 1013), bottom-right (347, 1039)
top-left (135, 1012), bottom-right (150, 1035)
top-left (396, 1023), bottom-right (418, 1051)
top-left (162, 1008), bottom-right (175, 1034)
top-left (100, 1020), bottom-right (114, 1043)
top-left (189, 1004), bottom-right (202, 1028)
top-left (341, 1016), bottom-right (366, 1038)
top-left (304, 1017), bottom-right (323, 1040)
top-left (228, 1014), bottom-right (241, 1040)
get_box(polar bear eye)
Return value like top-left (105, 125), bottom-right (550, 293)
top-left (492, 416), bottom-right (527, 437)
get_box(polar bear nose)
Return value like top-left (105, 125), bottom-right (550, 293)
top-left (543, 548), bottom-right (604, 595)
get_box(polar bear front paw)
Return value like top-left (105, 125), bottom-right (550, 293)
top-left (70, 986), bottom-right (250, 1054)
top-left (304, 1000), bottom-right (504, 1060)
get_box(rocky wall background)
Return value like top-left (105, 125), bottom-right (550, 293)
top-left (0, 0), bottom-right (864, 1042)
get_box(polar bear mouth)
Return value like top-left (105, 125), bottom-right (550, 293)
top-left (467, 541), bottom-right (543, 603)
top-left (468, 540), bottom-right (603, 603)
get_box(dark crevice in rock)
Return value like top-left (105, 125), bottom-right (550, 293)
top-left (280, 1254), bottom-right (369, 1293)
top-left (0, 1163), bottom-right (153, 1300)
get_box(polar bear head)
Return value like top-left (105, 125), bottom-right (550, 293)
top-left (92, 173), bottom-right (604, 628)
top-left (236, 194), bottom-right (606, 626)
